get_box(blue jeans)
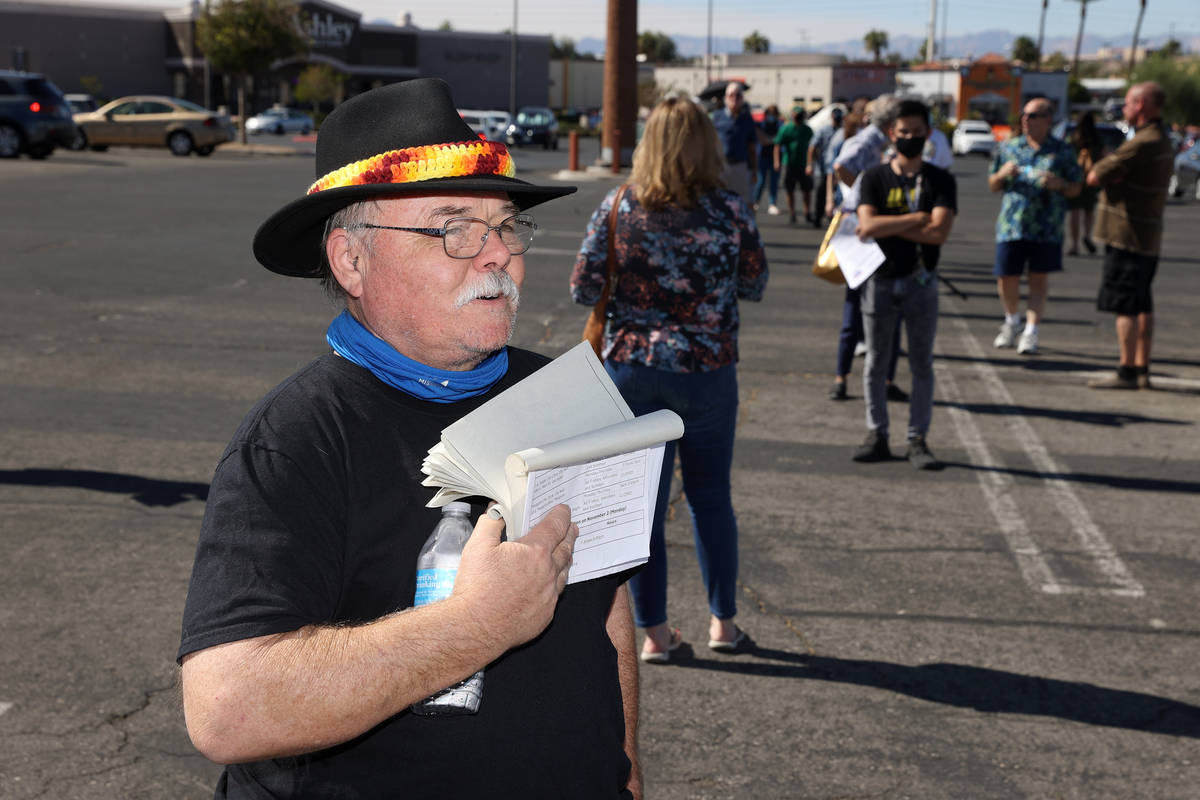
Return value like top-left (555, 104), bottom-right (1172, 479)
top-left (604, 360), bottom-right (740, 628)
top-left (861, 271), bottom-right (939, 441)
top-left (754, 150), bottom-right (779, 207)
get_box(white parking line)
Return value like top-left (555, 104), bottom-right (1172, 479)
top-left (941, 312), bottom-right (1145, 598)
top-left (0, 702), bottom-right (12, 717)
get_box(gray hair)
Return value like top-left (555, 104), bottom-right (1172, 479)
top-left (320, 199), bottom-right (381, 301)
top-left (866, 94), bottom-right (901, 131)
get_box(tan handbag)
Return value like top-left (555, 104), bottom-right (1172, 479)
top-left (812, 210), bottom-right (846, 285)
top-left (582, 183), bottom-right (631, 358)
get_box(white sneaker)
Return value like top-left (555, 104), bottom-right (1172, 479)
top-left (767, 204), bottom-right (780, 215)
top-left (853, 341), bottom-right (868, 357)
top-left (993, 321), bottom-right (1022, 348)
top-left (1016, 327), bottom-right (1039, 355)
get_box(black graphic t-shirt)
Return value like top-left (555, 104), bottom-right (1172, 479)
top-left (859, 161), bottom-right (957, 278)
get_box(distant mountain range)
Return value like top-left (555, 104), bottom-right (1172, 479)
top-left (571, 29), bottom-right (1199, 61)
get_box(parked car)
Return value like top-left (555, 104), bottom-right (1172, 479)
top-left (0, 69), bottom-right (77, 159)
top-left (1169, 141), bottom-right (1200, 201)
top-left (65, 93), bottom-right (97, 113)
top-left (1051, 120), bottom-right (1128, 155)
top-left (461, 110), bottom-right (510, 142)
top-left (73, 95), bottom-right (234, 155)
top-left (951, 120), bottom-right (995, 156)
top-left (65, 93), bottom-right (98, 149)
top-left (506, 106), bottom-right (559, 149)
top-left (245, 107), bottom-right (313, 136)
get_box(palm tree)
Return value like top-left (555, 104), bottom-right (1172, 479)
top-left (1066, 0), bottom-right (1101, 74)
top-left (863, 30), bottom-right (889, 62)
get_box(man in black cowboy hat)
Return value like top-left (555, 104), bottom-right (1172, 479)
top-left (177, 79), bottom-right (641, 799)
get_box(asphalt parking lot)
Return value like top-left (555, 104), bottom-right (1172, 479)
top-left (1, 142), bottom-right (1199, 798)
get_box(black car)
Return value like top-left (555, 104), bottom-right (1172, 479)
top-left (0, 70), bottom-right (76, 159)
top-left (1051, 119), bottom-right (1128, 155)
top-left (506, 107), bottom-right (559, 149)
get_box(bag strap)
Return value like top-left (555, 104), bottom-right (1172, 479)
top-left (595, 183), bottom-right (631, 311)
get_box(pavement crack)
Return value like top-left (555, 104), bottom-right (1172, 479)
top-left (738, 579), bottom-right (818, 655)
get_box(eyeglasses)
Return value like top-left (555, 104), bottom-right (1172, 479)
top-left (350, 213), bottom-right (537, 259)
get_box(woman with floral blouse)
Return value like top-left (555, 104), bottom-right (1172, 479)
top-left (570, 97), bottom-right (768, 662)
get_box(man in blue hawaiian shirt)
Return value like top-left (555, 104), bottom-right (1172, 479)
top-left (987, 97), bottom-right (1082, 355)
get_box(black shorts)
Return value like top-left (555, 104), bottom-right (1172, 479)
top-left (784, 165), bottom-right (813, 194)
top-left (1097, 245), bottom-right (1158, 315)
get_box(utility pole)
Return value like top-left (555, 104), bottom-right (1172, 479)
top-left (1127, 0), bottom-right (1147, 78)
top-left (601, 0), bottom-right (636, 167)
top-left (509, 0), bottom-right (518, 120)
top-left (706, 0), bottom-right (713, 85)
top-left (926, 0), bottom-right (937, 63)
top-left (1035, 0), bottom-right (1048, 69)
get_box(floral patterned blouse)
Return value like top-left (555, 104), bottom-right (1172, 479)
top-left (570, 186), bottom-right (768, 373)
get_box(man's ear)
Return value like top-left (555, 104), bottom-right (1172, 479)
top-left (326, 228), bottom-right (365, 298)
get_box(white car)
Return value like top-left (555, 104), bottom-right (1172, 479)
top-left (459, 109), bottom-right (510, 141)
top-left (245, 107), bottom-right (313, 136)
top-left (952, 120), bottom-right (995, 156)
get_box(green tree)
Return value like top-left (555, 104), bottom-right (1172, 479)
top-left (293, 63), bottom-right (343, 119)
top-left (884, 51), bottom-right (905, 64)
top-left (637, 31), bottom-right (678, 64)
top-left (550, 38), bottom-right (577, 60)
top-left (1160, 38), bottom-right (1183, 59)
top-left (1132, 53), bottom-right (1200, 125)
top-left (437, 20), bottom-right (453, 31)
top-left (743, 30), bottom-right (769, 55)
top-left (1012, 35), bottom-right (1039, 66)
top-left (637, 79), bottom-right (665, 111)
top-left (863, 30), bottom-right (889, 62)
top-left (198, 0), bottom-right (308, 143)
top-left (1067, 78), bottom-right (1091, 105)
top-left (1043, 50), bottom-right (1068, 71)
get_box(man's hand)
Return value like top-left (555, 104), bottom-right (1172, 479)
top-left (996, 161), bottom-right (1019, 180)
top-left (805, 164), bottom-right (814, 176)
top-left (453, 504), bottom-right (578, 653)
top-left (857, 210), bottom-right (928, 241)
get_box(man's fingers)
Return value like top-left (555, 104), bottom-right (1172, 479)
top-left (469, 512), bottom-right (506, 548)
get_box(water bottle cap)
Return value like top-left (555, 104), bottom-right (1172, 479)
top-left (443, 501), bottom-right (472, 514)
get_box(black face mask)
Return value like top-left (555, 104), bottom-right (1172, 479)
top-left (894, 135), bottom-right (926, 158)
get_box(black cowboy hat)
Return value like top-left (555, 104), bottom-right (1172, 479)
top-left (253, 78), bottom-right (577, 277)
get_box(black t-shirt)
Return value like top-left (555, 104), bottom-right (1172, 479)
top-left (179, 349), bottom-right (632, 799)
top-left (858, 160), bottom-right (957, 278)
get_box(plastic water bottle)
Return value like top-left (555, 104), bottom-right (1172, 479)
top-left (411, 501), bottom-right (484, 716)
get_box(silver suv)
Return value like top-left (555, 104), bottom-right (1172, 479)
top-left (0, 70), bottom-right (76, 159)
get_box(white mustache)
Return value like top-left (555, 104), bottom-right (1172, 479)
top-left (455, 270), bottom-right (521, 309)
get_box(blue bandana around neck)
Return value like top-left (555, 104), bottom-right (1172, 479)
top-left (325, 310), bottom-right (508, 403)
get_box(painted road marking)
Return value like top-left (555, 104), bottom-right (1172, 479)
top-left (941, 312), bottom-right (1145, 598)
top-left (0, 702), bottom-right (12, 717)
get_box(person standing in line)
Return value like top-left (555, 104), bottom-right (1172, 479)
top-left (754, 104), bottom-right (783, 215)
top-left (987, 97), bottom-right (1082, 356)
top-left (177, 78), bottom-right (642, 799)
top-left (711, 81), bottom-right (757, 207)
top-left (570, 97), bottom-right (767, 663)
top-left (774, 106), bottom-right (814, 224)
top-left (1067, 111), bottom-right (1105, 256)
top-left (828, 97), bottom-right (907, 402)
top-left (1086, 82), bottom-right (1175, 390)
top-left (807, 106), bottom-right (843, 228)
top-left (852, 99), bottom-right (957, 470)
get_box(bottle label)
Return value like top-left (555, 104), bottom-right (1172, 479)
top-left (414, 568), bottom-right (457, 607)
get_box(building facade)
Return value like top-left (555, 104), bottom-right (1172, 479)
top-left (654, 53), bottom-right (897, 113)
top-left (898, 57), bottom-right (1069, 124)
top-left (2, 0), bottom-right (551, 114)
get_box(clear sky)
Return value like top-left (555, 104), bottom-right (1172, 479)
top-left (107, 0), bottom-right (1196, 51)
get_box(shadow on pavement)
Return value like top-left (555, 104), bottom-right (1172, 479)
top-left (933, 401), bottom-right (1192, 428)
top-left (0, 468), bottom-right (208, 507)
top-left (673, 647), bottom-right (1200, 738)
top-left (937, 461), bottom-right (1200, 494)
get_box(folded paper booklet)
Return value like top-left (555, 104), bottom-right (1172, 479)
top-left (421, 342), bottom-right (684, 583)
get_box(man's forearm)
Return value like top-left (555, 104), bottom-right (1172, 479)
top-left (182, 598), bottom-right (502, 764)
top-left (607, 585), bottom-right (641, 800)
top-left (859, 211), bottom-right (927, 239)
top-left (834, 164), bottom-right (856, 187)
